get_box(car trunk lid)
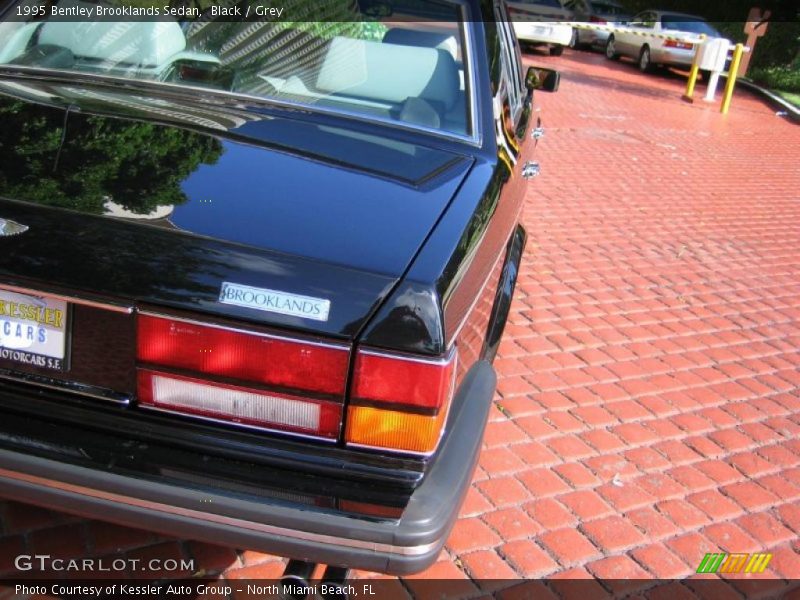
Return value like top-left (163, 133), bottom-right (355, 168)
top-left (0, 82), bottom-right (472, 337)
top-left (0, 81), bottom-right (472, 437)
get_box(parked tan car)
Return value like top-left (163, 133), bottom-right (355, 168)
top-left (605, 10), bottom-right (727, 73)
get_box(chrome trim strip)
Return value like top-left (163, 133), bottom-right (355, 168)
top-left (460, 8), bottom-right (482, 147)
top-left (356, 345), bottom-right (457, 366)
top-left (0, 371), bottom-right (130, 405)
top-left (138, 311), bottom-right (350, 353)
top-left (0, 466), bottom-right (439, 557)
top-left (0, 284), bottom-right (132, 314)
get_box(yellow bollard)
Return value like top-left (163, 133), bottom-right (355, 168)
top-left (683, 34), bottom-right (705, 102)
top-left (720, 43), bottom-right (744, 114)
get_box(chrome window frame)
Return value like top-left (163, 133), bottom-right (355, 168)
top-left (493, 2), bottom-right (525, 125)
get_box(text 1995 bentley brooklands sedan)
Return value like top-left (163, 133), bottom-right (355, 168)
top-left (0, 0), bottom-right (557, 581)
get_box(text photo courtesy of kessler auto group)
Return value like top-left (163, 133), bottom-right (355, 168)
top-left (0, 0), bottom-right (797, 598)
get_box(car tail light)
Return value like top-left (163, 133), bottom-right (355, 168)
top-left (664, 40), bottom-right (694, 50)
top-left (138, 370), bottom-right (342, 438)
top-left (138, 314), bottom-right (348, 395)
top-left (590, 16), bottom-right (607, 23)
top-left (136, 314), bottom-right (348, 439)
top-left (345, 348), bottom-right (457, 455)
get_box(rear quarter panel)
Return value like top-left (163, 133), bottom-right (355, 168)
top-left (361, 17), bottom-right (533, 385)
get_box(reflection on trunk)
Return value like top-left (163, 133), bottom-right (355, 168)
top-left (0, 97), bottom-right (223, 218)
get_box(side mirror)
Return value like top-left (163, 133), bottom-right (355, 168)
top-left (525, 66), bottom-right (560, 92)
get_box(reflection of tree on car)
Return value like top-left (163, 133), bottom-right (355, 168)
top-left (0, 99), bottom-right (223, 216)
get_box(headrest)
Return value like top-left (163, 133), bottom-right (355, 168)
top-left (316, 36), bottom-right (459, 110)
top-left (39, 10), bottom-right (185, 67)
top-left (382, 28), bottom-right (459, 61)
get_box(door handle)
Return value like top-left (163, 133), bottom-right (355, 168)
top-left (522, 161), bottom-right (541, 179)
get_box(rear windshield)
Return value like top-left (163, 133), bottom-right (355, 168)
top-left (591, 3), bottom-right (625, 16)
top-left (515, 0), bottom-right (564, 9)
top-left (661, 16), bottom-right (720, 37)
top-left (0, 0), bottom-right (473, 137)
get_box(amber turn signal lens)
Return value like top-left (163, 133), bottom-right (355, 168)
top-left (345, 405), bottom-right (446, 455)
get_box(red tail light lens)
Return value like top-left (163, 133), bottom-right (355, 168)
top-left (346, 348), bottom-right (457, 455)
top-left (138, 314), bottom-right (348, 395)
top-left (589, 16), bottom-right (607, 23)
top-left (351, 350), bottom-right (456, 410)
top-left (136, 313), bottom-right (349, 440)
top-left (664, 40), bottom-right (694, 50)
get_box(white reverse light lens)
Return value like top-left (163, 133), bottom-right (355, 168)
top-left (148, 374), bottom-right (321, 431)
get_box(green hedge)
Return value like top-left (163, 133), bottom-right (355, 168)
top-left (715, 20), bottom-right (799, 93)
top-left (745, 21), bottom-right (800, 71)
top-left (749, 65), bottom-right (800, 93)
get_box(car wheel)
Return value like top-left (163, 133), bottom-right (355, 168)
top-left (638, 45), bottom-right (653, 73)
top-left (549, 44), bottom-right (564, 56)
top-left (605, 36), bottom-right (618, 60)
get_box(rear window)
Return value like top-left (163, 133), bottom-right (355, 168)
top-left (591, 3), bottom-right (624, 16)
top-left (516, 0), bottom-right (564, 9)
top-left (0, 0), bottom-right (473, 137)
top-left (661, 16), bottom-right (720, 37)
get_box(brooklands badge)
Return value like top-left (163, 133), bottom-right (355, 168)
top-left (219, 282), bottom-right (331, 322)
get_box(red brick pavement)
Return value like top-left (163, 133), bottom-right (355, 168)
top-left (1, 49), bottom-right (799, 595)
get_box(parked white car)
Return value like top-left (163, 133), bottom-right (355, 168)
top-left (508, 0), bottom-right (573, 56)
top-left (562, 0), bottom-right (631, 50)
top-left (604, 10), bottom-right (727, 73)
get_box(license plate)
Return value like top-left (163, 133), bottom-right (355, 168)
top-left (0, 288), bottom-right (68, 371)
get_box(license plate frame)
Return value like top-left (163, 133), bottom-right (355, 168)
top-left (0, 288), bottom-right (70, 372)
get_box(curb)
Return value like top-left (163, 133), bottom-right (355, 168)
top-left (731, 76), bottom-right (800, 124)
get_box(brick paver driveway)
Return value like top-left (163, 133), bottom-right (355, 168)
top-left (1, 49), bottom-right (798, 596)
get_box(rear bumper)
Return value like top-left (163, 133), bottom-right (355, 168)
top-left (0, 362), bottom-right (496, 575)
top-left (513, 22), bottom-right (572, 46)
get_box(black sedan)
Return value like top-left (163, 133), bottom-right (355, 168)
top-left (0, 0), bottom-right (557, 579)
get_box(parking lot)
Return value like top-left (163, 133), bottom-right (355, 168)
top-left (1, 47), bottom-right (798, 596)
